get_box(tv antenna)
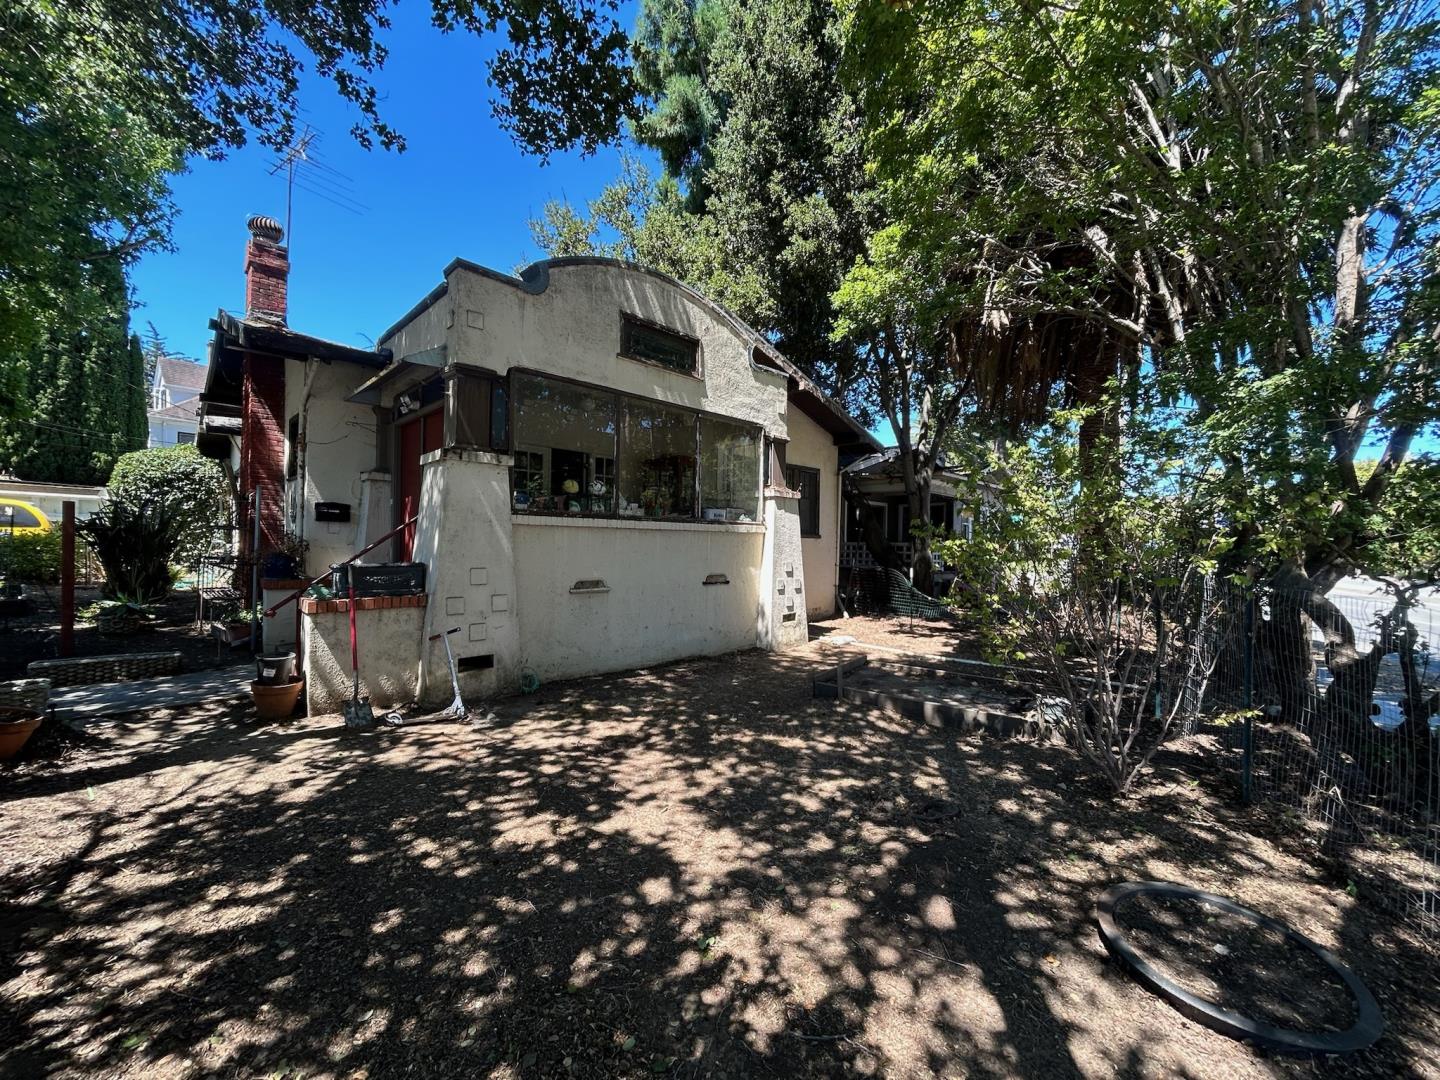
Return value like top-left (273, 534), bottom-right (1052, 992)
top-left (270, 126), bottom-right (317, 242)
top-left (267, 125), bottom-right (367, 248)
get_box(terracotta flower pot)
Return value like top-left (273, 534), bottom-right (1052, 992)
top-left (0, 707), bottom-right (43, 761)
top-left (250, 678), bottom-right (304, 721)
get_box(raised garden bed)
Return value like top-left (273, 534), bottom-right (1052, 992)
top-left (28, 651), bottom-right (182, 689)
top-left (813, 653), bottom-right (1063, 741)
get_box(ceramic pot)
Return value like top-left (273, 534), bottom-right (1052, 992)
top-left (0, 707), bottom-right (43, 761)
top-left (250, 679), bottom-right (304, 721)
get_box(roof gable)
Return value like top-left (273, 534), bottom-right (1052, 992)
top-left (158, 357), bottom-right (208, 390)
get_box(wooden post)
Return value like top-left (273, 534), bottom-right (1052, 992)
top-left (60, 500), bottom-right (75, 657)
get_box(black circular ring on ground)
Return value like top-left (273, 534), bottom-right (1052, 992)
top-left (1094, 881), bottom-right (1384, 1055)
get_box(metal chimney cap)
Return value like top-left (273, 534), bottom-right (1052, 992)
top-left (247, 214), bottom-right (284, 244)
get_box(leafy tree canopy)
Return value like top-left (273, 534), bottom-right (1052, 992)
top-left (533, 0), bottom-right (875, 416)
top-left (842, 0), bottom-right (1440, 587)
top-left (1, 0), bottom-right (638, 402)
top-left (108, 444), bottom-right (231, 568)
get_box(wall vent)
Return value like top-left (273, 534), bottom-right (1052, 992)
top-left (570, 579), bottom-right (610, 594)
top-left (703, 573), bottom-right (730, 586)
top-left (782, 612), bottom-right (798, 623)
top-left (458, 654), bottom-right (495, 672)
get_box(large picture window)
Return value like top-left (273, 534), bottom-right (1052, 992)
top-left (511, 374), bottom-right (618, 513)
top-left (786, 465), bottom-right (820, 537)
top-left (619, 399), bottom-right (696, 518)
top-left (510, 372), bottom-right (760, 524)
top-left (702, 418), bottom-right (760, 522)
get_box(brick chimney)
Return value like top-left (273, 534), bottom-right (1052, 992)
top-left (239, 215), bottom-right (289, 587)
top-left (244, 214), bottom-right (289, 324)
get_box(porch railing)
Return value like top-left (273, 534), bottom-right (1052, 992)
top-left (841, 540), bottom-right (914, 569)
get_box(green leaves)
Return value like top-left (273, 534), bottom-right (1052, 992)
top-left (108, 445), bottom-right (230, 570)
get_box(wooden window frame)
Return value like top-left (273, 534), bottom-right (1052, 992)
top-left (618, 312), bottom-right (701, 378)
top-left (786, 465), bottom-right (822, 538)
top-left (507, 368), bottom-right (762, 525)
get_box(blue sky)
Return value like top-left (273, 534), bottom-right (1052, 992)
top-left (130, 6), bottom-right (650, 361)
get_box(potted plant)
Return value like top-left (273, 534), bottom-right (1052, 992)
top-left (82, 596), bottom-right (154, 636)
top-left (211, 602), bottom-right (260, 646)
top-left (0, 706), bottom-right (42, 761)
top-left (262, 533), bottom-right (310, 580)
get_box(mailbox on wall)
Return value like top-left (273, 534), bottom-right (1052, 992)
top-left (315, 501), bottom-right (351, 522)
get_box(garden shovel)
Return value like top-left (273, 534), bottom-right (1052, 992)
top-left (343, 579), bottom-right (375, 729)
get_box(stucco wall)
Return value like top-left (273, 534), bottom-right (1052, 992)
top-left (301, 602), bottom-right (424, 716)
top-left (759, 495), bottom-right (809, 649)
top-left (426, 262), bottom-right (790, 437)
top-left (384, 288), bottom-right (450, 362)
top-left (349, 258), bottom-right (841, 695)
top-left (284, 358), bottom-right (379, 575)
top-left (512, 517), bottom-right (764, 683)
top-left (785, 403), bottom-right (840, 618)
top-left (412, 449), bottom-right (520, 706)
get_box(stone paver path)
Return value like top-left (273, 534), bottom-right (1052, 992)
top-left (52, 663), bottom-right (252, 721)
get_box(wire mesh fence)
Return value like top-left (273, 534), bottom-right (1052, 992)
top-left (1191, 580), bottom-right (1439, 944)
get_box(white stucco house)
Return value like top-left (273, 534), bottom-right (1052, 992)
top-left (197, 215), bottom-right (878, 715)
top-left (147, 356), bottom-right (209, 447)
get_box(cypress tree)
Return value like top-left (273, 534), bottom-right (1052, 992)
top-left (0, 260), bottom-right (146, 484)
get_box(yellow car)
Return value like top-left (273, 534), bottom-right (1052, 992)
top-left (0, 499), bottom-right (51, 535)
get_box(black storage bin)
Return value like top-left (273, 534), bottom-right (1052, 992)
top-left (331, 562), bottom-right (427, 597)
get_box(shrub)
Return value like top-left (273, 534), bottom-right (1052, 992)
top-left (0, 530), bottom-right (62, 586)
top-left (76, 500), bottom-right (187, 602)
top-left (936, 410), bottom-right (1228, 795)
top-left (108, 444), bottom-right (230, 568)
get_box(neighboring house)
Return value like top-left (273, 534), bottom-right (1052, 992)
top-left (147, 356), bottom-right (209, 447)
top-left (197, 215), bottom-right (877, 714)
top-left (0, 477), bottom-right (108, 523)
top-left (839, 448), bottom-right (975, 582)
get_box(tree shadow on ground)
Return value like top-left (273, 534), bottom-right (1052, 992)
top-left (1, 647), bottom-right (1434, 1078)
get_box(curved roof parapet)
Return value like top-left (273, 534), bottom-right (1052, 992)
top-left (421, 255), bottom-right (880, 451)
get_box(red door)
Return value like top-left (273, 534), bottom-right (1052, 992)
top-left (395, 410), bottom-right (444, 560)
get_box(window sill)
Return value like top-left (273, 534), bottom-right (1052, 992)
top-left (615, 352), bottom-right (702, 381)
top-left (800, 533), bottom-right (822, 540)
top-left (513, 513), bottom-right (764, 534)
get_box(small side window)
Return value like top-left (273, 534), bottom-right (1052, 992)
top-left (620, 315), bottom-right (699, 375)
top-left (786, 465), bottom-right (821, 537)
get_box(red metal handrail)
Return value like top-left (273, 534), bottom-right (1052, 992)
top-left (262, 514), bottom-right (419, 619)
top-left (262, 515), bottom-right (419, 676)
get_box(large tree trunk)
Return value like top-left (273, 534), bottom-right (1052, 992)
top-left (841, 471), bottom-right (899, 572)
top-left (907, 459), bottom-right (935, 595)
top-left (1393, 597), bottom-right (1436, 805)
top-left (1261, 563), bottom-right (1436, 808)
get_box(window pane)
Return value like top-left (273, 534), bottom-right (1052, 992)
top-left (619, 399), bottom-right (696, 518)
top-left (512, 374), bottom-right (618, 514)
top-left (702, 418), bottom-right (760, 523)
top-left (786, 465), bottom-right (820, 536)
top-left (176, 431), bottom-right (196, 445)
top-left (1, 504), bottom-right (40, 528)
top-left (622, 317), bottom-right (698, 374)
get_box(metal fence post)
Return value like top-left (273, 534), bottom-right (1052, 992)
top-left (1242, 591), bottom-right (1255, 805)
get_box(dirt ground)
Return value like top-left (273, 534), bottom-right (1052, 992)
top-left (0, 588), bottom-right (233, 680)
top-left (2, 636), bottom-right (1437, 1079)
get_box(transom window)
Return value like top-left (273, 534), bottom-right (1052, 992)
top-left (510, 372), bottom-right (759, 523)
top-left (620, 315), bottom-right (699, 375)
